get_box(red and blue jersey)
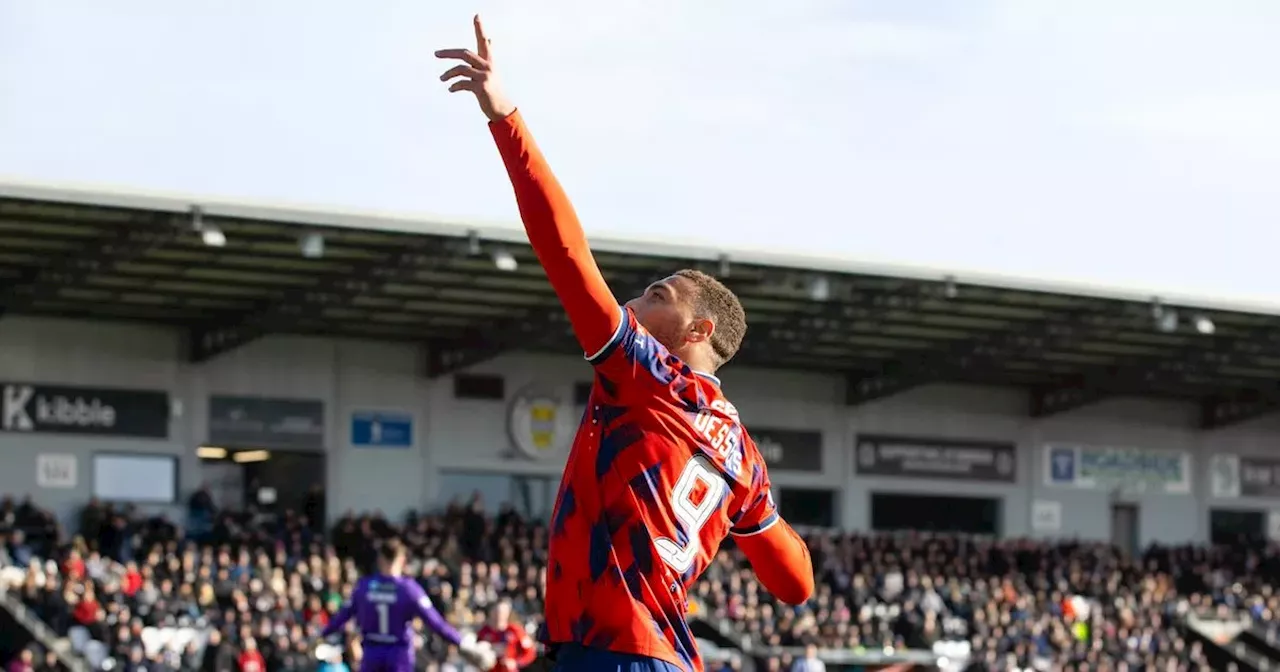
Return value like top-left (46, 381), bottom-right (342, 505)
top-left (542, 307), bottom-right (778, 671)
top-left (488, 109), bottom-right (806, 672)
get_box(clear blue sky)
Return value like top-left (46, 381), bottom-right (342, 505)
top-left (1, 0), bottom-right (1277, 308)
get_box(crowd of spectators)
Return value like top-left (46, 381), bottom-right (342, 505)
top-left (696, 533), bottom-right (1271, 671)
top-left (3, 492), bottom-right (541, 671)
top-left (3, 489), bottom-right (1279, 671)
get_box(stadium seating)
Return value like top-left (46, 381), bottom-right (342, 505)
top-left (2, 492), bottom-right (1271, 671)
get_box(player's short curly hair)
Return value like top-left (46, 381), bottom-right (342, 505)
top-left (675, 268), bottom-right (746, 368)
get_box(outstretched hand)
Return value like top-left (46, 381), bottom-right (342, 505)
top-left (436, 15), bottom-right (516, 122)
top-left (457, 634), bottom-right (498, 669)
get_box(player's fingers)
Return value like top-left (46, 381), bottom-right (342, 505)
top-left (438, 64), bottom-right (484, 82)
top-left (447, 80), bottom-right (476, 93)
top-left (474, 15), bottom-right (493, 61)
top-left (433, 48), bottom-right (488, 69)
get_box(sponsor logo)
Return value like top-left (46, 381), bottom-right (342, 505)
top-left (1044, 444), bottom-right (1191, 494)
top-left (207, 396), bottom-right (324, 450)
top-left (856, 434), bottom-right (1017, 482)
top-left (756, 436), bottom-right (784, 465)
top-left (750, 428), bottom-right (824, 473)
top-left (3, 385), bottom-right (118, 431)
top-left (508, 384), bottom-right (575, 460)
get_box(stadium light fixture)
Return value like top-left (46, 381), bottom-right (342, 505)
top-left (1194, 315), bottom-right (1216, 335)
top-left (808, 275), bottom-right (831, 301)
top-left (718, 254), bottom-right (731, 278)
top-left (1150, 296), bottom-right (1179, 333)
top-left (232, 449), bottom-right (271, 463)
top-left (492, 248), bottom-right (518, 272)
top-left (467, 229), bottom-right (482, 256)
top-left (189, 205), bottom-right (226, 247)
top-left (195, 446), bottom-right (227, 460)
top-left (201, 226), bottom-right (226, 248)
top-left (299, 232), bottom-right (325, 259)
top-left (943, 276), bottom-right (958, 299)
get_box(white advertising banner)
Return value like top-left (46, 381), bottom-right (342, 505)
top-left (36, 453), bottom-right (78, 489)
top-left (1044, 444), bottom-right (1191, 495)
top-left (1031, 500), bottom-right (1063, 532)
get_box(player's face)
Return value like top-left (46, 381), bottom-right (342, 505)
top-left (626, 275), bottom-right (711, 354)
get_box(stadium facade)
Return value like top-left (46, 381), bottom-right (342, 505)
top-left (2, 312), bottom-right (1280, 550)
top-left (4, 184), bottom-right (1280, 553)
top-left (5, 185), bottom-right (1280, 671)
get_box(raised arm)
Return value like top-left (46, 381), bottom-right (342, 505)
top-left (489, 114), bottom-right (621, 354)
top-left (437, 16), bottom-right (621, 355)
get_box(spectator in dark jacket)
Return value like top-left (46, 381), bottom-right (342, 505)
top-left (6, 529), bottom-right (32, 568)
top-left (200, 629), bottom-right (239, 672)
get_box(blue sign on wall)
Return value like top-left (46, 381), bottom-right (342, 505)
top-left (350, 411), bottom-right (413, 448)
top-left (1048, 446), bottom-right (1077, 484)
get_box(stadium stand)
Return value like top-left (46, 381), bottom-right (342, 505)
top-left (6, 491), bottom-right (1280, 672)
top-left (8, 190), bottom-right (1280, 672)
top-left (6, 187), bottom-right (1280, 429)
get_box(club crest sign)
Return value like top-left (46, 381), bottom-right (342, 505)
top-left (508, 384), bottom-right (576, 461)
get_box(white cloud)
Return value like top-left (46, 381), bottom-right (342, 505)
top-left (3, 0), bottom-right (1280, 307)
top-left (798, 20), bottom-right (956, 61)
top-left (1111, 93), bottom-right (1280, 152)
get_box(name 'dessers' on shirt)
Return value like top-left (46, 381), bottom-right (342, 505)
top-left (690, 398), bottom-right (744, 476)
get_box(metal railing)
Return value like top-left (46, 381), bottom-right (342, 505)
top-left (0, 583), bottom-right (89, 672)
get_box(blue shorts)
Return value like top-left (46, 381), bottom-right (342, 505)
top-left (550, 644), bottom-right (686, 672)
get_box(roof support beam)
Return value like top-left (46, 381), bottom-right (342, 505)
top-left (1201, 390), bottom-right (1280, 430)
top-left (97, 257), bottom-right (559, 308)
top-left (1027, 318), bottom-right (1273, 419)
top-left (844, 317), bottom-right (1087, 406)
top-left (424, 318), bottom-right (574, 378)
top-left (422, 271), bottom-right (677, 378)
top-left (756, 280), bottom-right (943, 351)
top-left (188, 240), bottom-right (451, 363)
top-left (846, 363), bottom-right (953, 406)
top-left (1029, 382), bottom-right (1110, 418)
top-left (844, 298), bottom-right (1249, 408)
top-left (426, 266), bottom-right (939, 378)
top-left (1027, 369), bottom-right (1179, 418)
top-left (0, 215), bottom-right (177, 319)
top-left (605, 277), bottom-right (949, 376)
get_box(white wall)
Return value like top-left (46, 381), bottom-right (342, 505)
top-left (5, 315), bottom-right (1280, 547)
top-left (0, 317), bottom-right (433, 526)
top-left (423, 353), bottom-right (1280, 547)
top-left (846, 386), bottom-right (1280, 546)
top-left (846, 385), bottom-right (1030, 534)
top-left (1198, 412), bottom-right (1280, 514)
top-left (425, 354), bottom-right (851, 518)
top-left (0, 317), bottom-right (187, 526)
